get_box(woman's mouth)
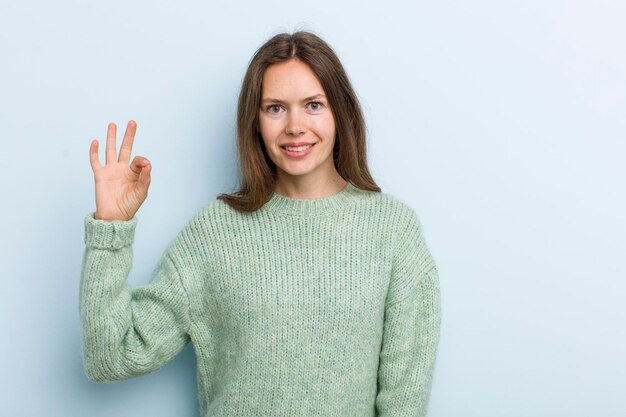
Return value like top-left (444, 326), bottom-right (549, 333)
top-left (280, 142), bottom-right (316, 158)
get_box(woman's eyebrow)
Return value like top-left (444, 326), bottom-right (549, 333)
top-left (303, 94), bottom-right (327, 102)
top-left (261, 94), bottom-right (327, 104)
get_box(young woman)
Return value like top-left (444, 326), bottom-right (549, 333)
top-left (81, 31), bottom-right (441, 416)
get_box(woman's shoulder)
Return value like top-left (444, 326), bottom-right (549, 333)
top-left (358, 186), bottom-right (422, 221)
top-left (165, 199), bottom-right (240, 254)
top-left (182, 198), bottom-right (238, 229)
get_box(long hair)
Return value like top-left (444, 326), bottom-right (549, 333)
top-left (217, 30), bottom-right (381, 212)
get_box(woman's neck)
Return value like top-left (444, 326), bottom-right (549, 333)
top-left (273, 172), bottom-right (347, 200)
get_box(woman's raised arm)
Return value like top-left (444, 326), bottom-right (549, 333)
top-left (80, 121), bottom-right (192, 381)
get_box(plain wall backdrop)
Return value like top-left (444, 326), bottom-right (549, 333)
top-left (1, 1), bottom-right (624, 416)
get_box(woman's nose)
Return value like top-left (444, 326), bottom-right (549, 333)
top-left (285, 111), bottom-right (306, 135)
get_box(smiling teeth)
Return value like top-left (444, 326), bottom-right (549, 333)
top-left (284, 145), bottom-right (312, 151)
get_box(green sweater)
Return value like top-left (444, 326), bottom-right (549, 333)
top-left (79, 181), bottom-right (441, 417)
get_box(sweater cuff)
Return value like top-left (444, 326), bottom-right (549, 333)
top-left (84, 212), bottom-right (138, 250)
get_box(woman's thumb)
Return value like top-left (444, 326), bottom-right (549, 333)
top-left (138, 161), bottom-right (151, 190)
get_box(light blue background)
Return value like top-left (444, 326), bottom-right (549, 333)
top-left (1, 1), bottom-right (624, 416)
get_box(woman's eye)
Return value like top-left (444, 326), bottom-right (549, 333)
top-left (267, 105), bottom-right (281, 113)
top-left (308, 102), bottom-right (322, 111)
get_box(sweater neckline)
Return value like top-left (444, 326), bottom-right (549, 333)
top-left (262, 181), bottom-right (360, 216)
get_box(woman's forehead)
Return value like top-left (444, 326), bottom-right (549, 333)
top-left (261, 59), bottom-right (325, 99)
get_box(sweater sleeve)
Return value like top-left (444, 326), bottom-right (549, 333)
top-left (79, 212), bottom-right (192, 382)
top-left (375, 208), bottom-right (441, 417)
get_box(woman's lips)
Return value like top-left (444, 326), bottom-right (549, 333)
top-left (280, 142), bottom-right (316, 158)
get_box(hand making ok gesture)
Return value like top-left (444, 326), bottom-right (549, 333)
top-left (89, 120), bottom-right (152, 221)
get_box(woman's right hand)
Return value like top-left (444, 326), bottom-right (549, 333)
top-left (89, 120), bottom-right (152, 221)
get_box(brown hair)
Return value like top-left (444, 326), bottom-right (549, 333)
top-left (217, 30), bottom-right (381, 212)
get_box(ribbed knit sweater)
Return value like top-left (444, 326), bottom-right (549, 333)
top-left (79, 181), bottom-right (441, 417)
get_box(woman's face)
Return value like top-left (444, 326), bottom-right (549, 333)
top-left (258, 59), bottom-right (337, 186)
